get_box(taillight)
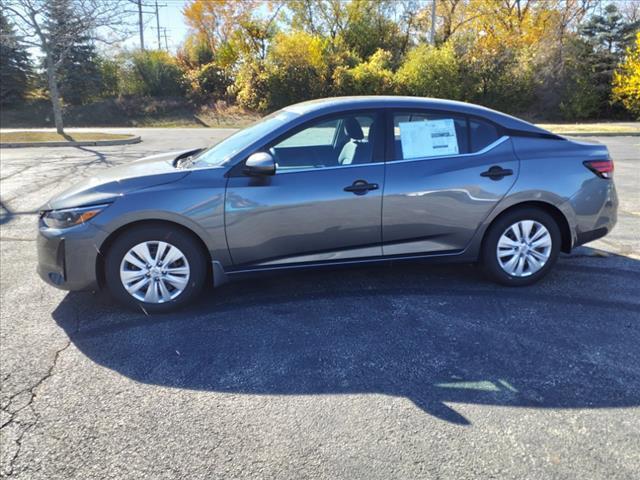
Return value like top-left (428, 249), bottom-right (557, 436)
top-left (584, 159), bottom-right (614, 179)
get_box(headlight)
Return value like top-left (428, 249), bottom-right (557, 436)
top-left (41, 204), bottom-right (109, 229)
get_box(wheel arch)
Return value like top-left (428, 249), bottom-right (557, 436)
top-left (96, 219), bottom-right (213, 289)
top-left (481, 201), bottom-right (572, 255)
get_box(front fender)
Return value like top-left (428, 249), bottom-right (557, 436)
top-left (90, 176), bottom-right (232, 267)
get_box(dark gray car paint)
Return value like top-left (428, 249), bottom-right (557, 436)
top-left (44, 151), bottom-right (190, 211)
top-left (36, 96), bottom-right (618, 291)
top-left (226, 162), bottom-right (385, 266)
top-left (382, 137), bottom-right (519, 255)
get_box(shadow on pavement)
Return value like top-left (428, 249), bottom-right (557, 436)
top-left (52, 254), bottom-right (640, 425)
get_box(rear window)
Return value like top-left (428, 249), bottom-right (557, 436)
top-left (469, 118), bottom-right (501, 152)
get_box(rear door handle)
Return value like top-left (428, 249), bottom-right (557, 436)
top-left (344, 180), bottom-right (379, 195)
top-left (480, 166), bottom-right (513, 180)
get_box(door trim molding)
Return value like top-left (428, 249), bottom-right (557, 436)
top-left (388, 136), bottom-right (509, 165)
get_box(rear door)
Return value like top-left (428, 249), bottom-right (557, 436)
top-left (382, 111), bottom-right (519, 256)
top-left (225, 112), bottom-right (385, 267)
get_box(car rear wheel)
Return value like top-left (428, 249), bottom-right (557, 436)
top-left (105, 225), bottom-right (207, 312)
top-left (481, 208), bottom-right (561, 286)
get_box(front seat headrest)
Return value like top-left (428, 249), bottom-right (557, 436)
top-left (343, 117), bottom-right (364, 140)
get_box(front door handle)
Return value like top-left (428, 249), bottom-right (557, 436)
top-left (344, 180), bottom-right (379, 195)
top-left (480, 166), bottom-right (513, 180)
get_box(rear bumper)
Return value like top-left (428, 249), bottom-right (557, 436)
top-left (37, 221), bottom-right (105, 291)
top-left (570, 179), bottom-right (618, 248)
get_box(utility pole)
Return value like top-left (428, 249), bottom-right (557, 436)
top-left (137, 0), bottom-right (145, 50)
top-left (430, 0), bottom-right (437, 45)
top-left (149, 1), bottom-right (168, 50)
top-left (163, 28), bottom-right (169, 51)
top-left (155, 0), bottom-right (161, 50)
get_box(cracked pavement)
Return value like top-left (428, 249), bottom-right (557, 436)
top-left (0, 129), bottom-right (639, 479)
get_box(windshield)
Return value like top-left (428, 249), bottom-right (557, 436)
top-left (194, 110), bottom-right (297, 166)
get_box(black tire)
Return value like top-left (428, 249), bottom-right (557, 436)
top-left (105, 224), bottom-right (207, 313)
top-left (481, 208), bottom-right (561, 286)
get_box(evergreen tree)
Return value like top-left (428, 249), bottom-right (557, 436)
top-left (581, 4), bottom-right (640, 54)
top-left (578, 4), bottom-right (640, 117)
top-left (0, 11), bottom-right (32, 105)
top-left (45, 0), bottom-right (103, 105)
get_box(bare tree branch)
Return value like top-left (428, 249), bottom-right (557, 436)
top-left (1, 0), bottom-right (133, 133)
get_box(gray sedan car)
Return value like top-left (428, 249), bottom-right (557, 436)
top-left (37, 96), bottom-right (618, 312)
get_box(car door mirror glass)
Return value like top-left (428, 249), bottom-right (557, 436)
top-left (244, 152), bottom-right (276, 176)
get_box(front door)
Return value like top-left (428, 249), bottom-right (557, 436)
top-left (382, 110), bottom-right (519, 255)
top-left (225, 112), bottom-right (385, 268)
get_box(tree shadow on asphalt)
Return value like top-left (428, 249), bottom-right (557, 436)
top-left (51, 254), bottom-right (640, 425)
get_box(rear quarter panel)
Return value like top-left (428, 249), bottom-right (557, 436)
top-left (465, 137), bottom-right (615, 258)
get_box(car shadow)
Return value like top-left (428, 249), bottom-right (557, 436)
top-left (51, 251), bottom-right (640, 425)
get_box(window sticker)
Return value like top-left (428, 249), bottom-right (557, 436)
top-left (399, 119), bottom-right (459, 159)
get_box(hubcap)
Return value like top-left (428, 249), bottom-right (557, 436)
top-left (496, 220), bottom-right (552, 278)
top-left (119, 241), bottom-right (190, 303)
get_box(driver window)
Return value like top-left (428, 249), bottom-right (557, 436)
top-left (270, 113), bottom-right (378, 171)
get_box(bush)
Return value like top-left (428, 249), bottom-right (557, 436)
top-left (177, 34), bottom-right (215, 70)
top-left (333, 49), bottom-right (395, 95)
top-left (120, 50), bottom-right (185, 97)
top-left (457, 41), bottom-right (535, 113)
top-left (232, 60), bottom-right (271, 112)
top-left (184, 62), bottom-right (232, 103)
top-left (264, 31), bottom-right (330, 110)
top-left (395, 43), bottom-right (461, 99)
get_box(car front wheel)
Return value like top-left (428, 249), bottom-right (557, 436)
top-left (481, 208), bottom-right (561, 286)
top-left (105, 225), bottom-right (207, 312)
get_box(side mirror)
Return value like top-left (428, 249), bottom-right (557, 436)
top-left (244, 152), bottom-right (275, 176)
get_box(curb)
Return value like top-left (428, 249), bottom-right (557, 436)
top-left (0, 135), bottom-right (142, 148)
top-left (560, 132), bottom-right (640, 137)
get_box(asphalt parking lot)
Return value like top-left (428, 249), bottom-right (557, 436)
top-left (1, 129), bottom-right (639, 479)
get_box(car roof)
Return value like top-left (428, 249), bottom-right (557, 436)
top-left (283, 96), bottom-right (550, 135)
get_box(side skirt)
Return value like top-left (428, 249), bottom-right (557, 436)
top-left (212, 249), bottom-right (475, 285)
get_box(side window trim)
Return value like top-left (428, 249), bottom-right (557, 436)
top-left (387, 135), bottom-right (509, 165)
top-left (275, 161), bottom-right (384, 175)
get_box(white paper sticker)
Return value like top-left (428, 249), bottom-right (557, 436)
top-left (399, 119), bottom-right (459, 159)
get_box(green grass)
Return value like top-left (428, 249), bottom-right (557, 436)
top-left (0, 131), bottom-right (133, 143)
top-left (537, 123), bottom-right (640, 134)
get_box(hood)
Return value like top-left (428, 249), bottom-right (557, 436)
top-left (43, 150), bottom-right (194, 211)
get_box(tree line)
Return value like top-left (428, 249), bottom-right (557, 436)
top-left (2, 0), bottom-right (639, 133)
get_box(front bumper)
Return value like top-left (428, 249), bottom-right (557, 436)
top-left (37, 221), bottom-right (106, 291)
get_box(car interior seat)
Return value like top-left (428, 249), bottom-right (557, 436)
top-left (338, 117), bottom-right (374, 165)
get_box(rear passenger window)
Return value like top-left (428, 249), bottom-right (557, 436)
top-left (469, 119), bottom-right (500, 152)
top-left (393, 112), bottom-right (469, 160)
